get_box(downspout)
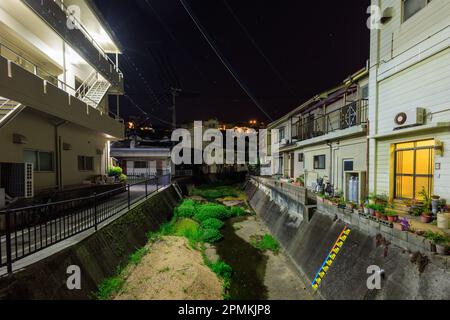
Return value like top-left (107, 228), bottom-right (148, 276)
top-left (327, 141), bottom-right (333, 186)
top-left (54, 121), bottom-right (67, 190)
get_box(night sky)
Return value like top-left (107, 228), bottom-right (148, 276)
top-left (94, 0), bottom-right (370, 127)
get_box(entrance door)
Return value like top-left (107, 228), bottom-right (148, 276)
top-left (394, 140), bottom-right (434, 200)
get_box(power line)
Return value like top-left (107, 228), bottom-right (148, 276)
top-left (124, 94), bottom-right (173, 127)
top-left (143, 0), bottom-right (210, 84)
top-left (179, 0), bottom-right (273, 122)
top-left (222, 0), bottom-right (300, 101)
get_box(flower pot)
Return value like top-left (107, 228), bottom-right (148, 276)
top-left (436, 243), bottom-right (449, 256)
top-left (420, 214), bottom-right (432, 224)
top-left (363, 207), bottom-right (370, 215)
top-left (387, 215), bottom-right (398, 223)
top-left (437, 213), bottom-right (450, 229)
top-left (375, 211), bottom-right (382, 219)
top-left (393, 222), bottom-right (405, 231)
top-left (380, 215), bottom-right (388, 221)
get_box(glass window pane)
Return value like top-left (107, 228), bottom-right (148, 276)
top-left (396, 150), bottom-right (414, 174)
top-left (403, 0), bottom-right (427, 21)
top-left (416, 139), bottom-right (434, 148)
top-left (78, 156), bottom-right (84, 171)
top-left (86, 157), bottom-right (94, 171)
top-left (396, 142), bottom-right (414, 150)
top-left (39, 152), bottom-right (53, 171)
top-left (396, 176), bottom-right (414, 199)
top-left (415, 176), bottom-right (432, 199)
top-left (415, 149), bottom-right (434, 175)
top-left (24, 150), bottom-right (38, 171)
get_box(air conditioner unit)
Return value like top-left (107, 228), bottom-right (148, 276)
top-left (394, 108), bottom-right (425, 129)
top-left (280, 139), bottom-right (288, 145)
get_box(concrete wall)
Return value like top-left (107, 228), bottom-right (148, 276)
top-left (0, 108), bottom-right (110, 191)
top-left (246, 180), bottom-right (450, 300)
top-left (0, 185), bottom-right (180, 300)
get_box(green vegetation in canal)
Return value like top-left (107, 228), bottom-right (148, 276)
top-left (96, 184), bottom-right (247, 300)
top-left (191, 185), bottom-right (238, 200)
top-left (251, 234), bottom-right (280, 254)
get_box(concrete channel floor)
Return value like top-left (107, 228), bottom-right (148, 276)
top-left (233, 215), bottom-right (314, 300)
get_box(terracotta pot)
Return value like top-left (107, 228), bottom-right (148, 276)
top-left (375, 211), bottom-right (382, 219)
top-left (420, 214), bottom-right (432, 224)
top-left (436, 243), bottom-right (449, 256)
top-left (388, 215), bottom-right (398, 223)
top-left (380, 215), bottom-right (388, 221)
top-left (393, 222), bottom-right (404, 231)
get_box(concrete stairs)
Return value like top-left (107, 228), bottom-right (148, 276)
top-left (0, 97), bottom-right (22, 128)
top-left (81, 80), bottom-right (110, 108)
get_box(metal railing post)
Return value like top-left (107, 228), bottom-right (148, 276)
top-left (127, 184), bottom-right (131, 210)
top-left (156, 176), bottom-right (159, 192)
top-left (93, 193), bottom-right (98, 231)
top-left (145, 179), bottom-right (148, 198)
top-left (5, 210), bottom-right (13, 274)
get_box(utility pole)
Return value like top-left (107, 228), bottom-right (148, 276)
top-left (170, 87), bottom-right (182, 129)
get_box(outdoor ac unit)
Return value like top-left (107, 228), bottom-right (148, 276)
top-left (394, 108), bottom-right (425, 129)
top-left (280, 139), bottom-right (288, 145)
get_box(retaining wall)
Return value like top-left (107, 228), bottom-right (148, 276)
top-left (0, 186), bottom-right (181, 300)
top-left (246, 179), bottom-right (450, 300)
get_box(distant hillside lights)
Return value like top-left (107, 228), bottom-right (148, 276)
top-left (171, 121), bottom-right (280, 165)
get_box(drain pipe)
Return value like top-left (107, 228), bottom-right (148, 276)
top-left (54, 121), bottom-right (67, 190)
top-left (327, 141), bottom-right (333, 186)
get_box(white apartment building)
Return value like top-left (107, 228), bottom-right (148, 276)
top-left (369, 0), bottom-right (450, 201)
top-left (267, 68), bottom-right (369, 203)
top-left (0, 0), bottom-right (124, 199)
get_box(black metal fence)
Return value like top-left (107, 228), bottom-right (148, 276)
top-left (0, 174), bottom-right (171, 274)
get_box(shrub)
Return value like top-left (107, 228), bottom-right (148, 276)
top-left (108, 166), bottom-right (123, 177)
top-left (194, 203), bottom-right (231, 222)
top-left (119, 174), bottom-right (128, 182)
top-left (201, 228), bottom-right (223, 243)
top-left (175, 199), bottom-right (197, 218)
top-left (201, 218), bottom-right (225, 230)
top-left (191, 186), bottom-right (238, 200)
top-left (230, 206), bottom-right (246, 217)
top-left (251, 234), bottom-right (280, 254)
top-left (210, 261), bottom-right (233, 279)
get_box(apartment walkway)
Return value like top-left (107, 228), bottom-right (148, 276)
top-left (0, 176), bottom-right (171, 275)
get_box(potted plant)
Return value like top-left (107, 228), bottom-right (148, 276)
top-left (424, 231), bottom-right (450, 256)
top-left (385, 209), bottom-right (399, 223)
top-left (346, 201), bottom-right (356, 211)
top-left (419, 188), bottom-right (433, 223)
top-left (296, 175), bottom-right (305, 187)
top-left (374, 205), bottom-right (385, 219)
top-left (393, 217), bottom-right (410, 231)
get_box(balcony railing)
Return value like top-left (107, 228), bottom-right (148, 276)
top-left (292, 99), bottom-right (368, 141)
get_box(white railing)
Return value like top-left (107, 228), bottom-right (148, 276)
top-left (0, 41), bottom-right (122, 122)
top-left (53, 0), bottom-right (123, 78)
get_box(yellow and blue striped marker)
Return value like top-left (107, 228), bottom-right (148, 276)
top-left (312, 226), bottom-right (351, 290)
